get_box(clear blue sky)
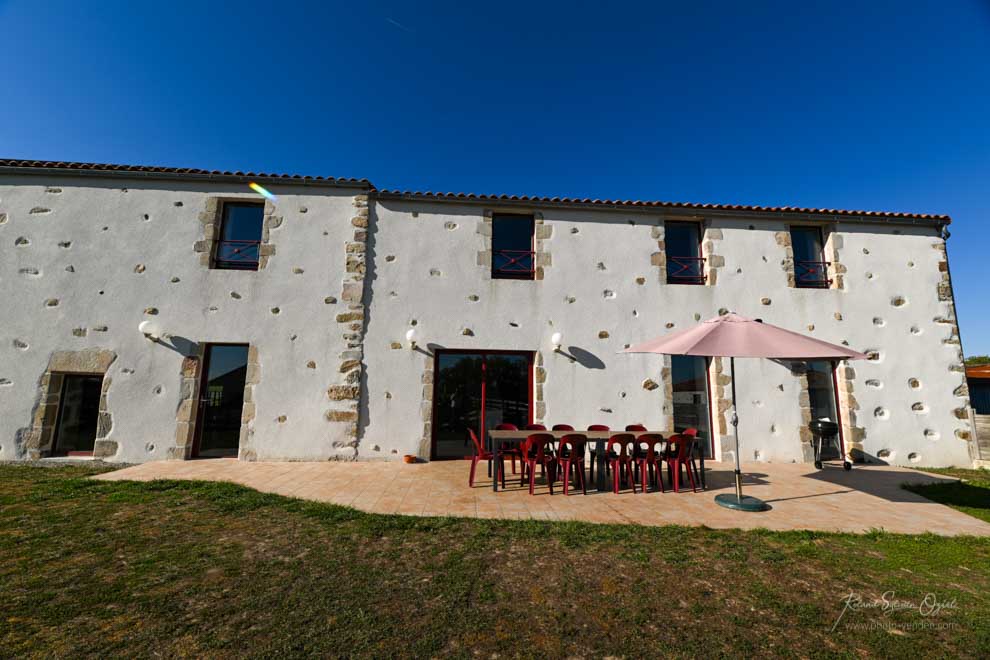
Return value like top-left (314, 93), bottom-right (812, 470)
top-left (3, 1), bottom-right (988, 353)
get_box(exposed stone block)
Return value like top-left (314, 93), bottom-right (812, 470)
top-left (328, 385), bottom-right (360, 401)
top-left (326, 409), bottom-right (358, 422)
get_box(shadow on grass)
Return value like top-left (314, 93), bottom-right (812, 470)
top-left (904, 477), bottom-right (990, 524)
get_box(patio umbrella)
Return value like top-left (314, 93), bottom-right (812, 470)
top-left (623, 313), bottom-right (867, 511)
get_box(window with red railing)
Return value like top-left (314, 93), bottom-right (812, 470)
top-left (491, 214), bottom-right (535, 280)
top-left (214, 203), bottom-right (264, 271)
top-left (665, 221), bottom-right (706, 285)
top-left (790, 226), bottom-right (831, 289)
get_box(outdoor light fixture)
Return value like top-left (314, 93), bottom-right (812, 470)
top-left (551, 332), bottom-right (563, 352)
top-left (405, 327), bottom-right (417, 350)
top-left (138, 320), bottom-right (162, 342)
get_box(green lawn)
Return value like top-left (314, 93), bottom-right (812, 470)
top-left (904, 467), bottom-right (990, 524)
top-left (2, 464), bottom-right (989, 658)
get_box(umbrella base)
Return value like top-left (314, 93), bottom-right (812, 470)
top-left (714, 493), bottom-right (770, 512)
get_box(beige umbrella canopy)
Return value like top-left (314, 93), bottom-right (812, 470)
top-left (624, 313), bottom-right (867, 511)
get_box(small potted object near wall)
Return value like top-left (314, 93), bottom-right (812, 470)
top-left (402, 454), bottom-right (417, 464)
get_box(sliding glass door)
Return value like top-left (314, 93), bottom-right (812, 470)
top-left (432, 351), bottom-right (532, 460)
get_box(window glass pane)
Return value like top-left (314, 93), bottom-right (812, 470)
top-left (221, 204), bottom-right (264, 241)
top-left (52, 375), bottom-right (102, 455)
top-left (971, 382), bottom-right (990, 414)
top-left (491, 214), bottom-right (534, 278)
top-left (483, 354), bottom-right (530, 432)
top-left (671, 355), bottom-right (712, 457)
top-left (806, 361), bottom-right (838, 423)
top-left (790, 226), bottom-right (828, 287)
top-left (432, 352), bottom-right (532, 459)
top-left (216, 204), bottom-right (263, 269)
top-left (198, 345), bottom-right (249, 457)
top-left (665, 222), bottom-right (703, 283)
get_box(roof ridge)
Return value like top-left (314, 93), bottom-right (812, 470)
top-left (0, 158), bottom-right (950, 222)
top-left (0, 158), bottom-right (371, 185)
top-left (373, 188), bottom-right (950, 221)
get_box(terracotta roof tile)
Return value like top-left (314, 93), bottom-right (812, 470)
top-left (373, 188), bottom-right (951, 222)
top-left (0, 158), bottom-right (951, 222)
top-left (0, 159), bottom-right (371, 186)
top-left (967, 365), bottom-right (990, 379)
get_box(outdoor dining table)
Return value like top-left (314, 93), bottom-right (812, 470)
top-left (487, 429), bottom-right (707, 492)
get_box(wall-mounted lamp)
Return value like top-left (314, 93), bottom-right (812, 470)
top-left (405, 327), bottom-right (417, 350)
top-left (138, 320), bottom-right (163, 343)
top-left (551, 331), bottom-right (563, 352)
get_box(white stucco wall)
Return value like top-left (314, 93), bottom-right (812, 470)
top-left (360, 199), bottom-right (974, 467)
top-left (0, 172), bottom-right (975, 467)
top-left (0, 174), bottom-right (362, 462)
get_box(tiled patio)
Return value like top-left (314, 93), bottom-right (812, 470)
top-left (93, 459), bottom-right (990, 536)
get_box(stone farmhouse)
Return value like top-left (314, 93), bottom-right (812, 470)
top-left (0, 160), bottom-right (979, 467)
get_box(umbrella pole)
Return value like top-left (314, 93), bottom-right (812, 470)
top-left (731, 357), bottom-right (743, 500)
top-left (714, 356), bottom-right (770, 512)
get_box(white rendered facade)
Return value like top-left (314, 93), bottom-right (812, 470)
top-left (0, 162), bottom-right (978, 467)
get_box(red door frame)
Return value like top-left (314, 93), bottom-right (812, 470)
top-left (431, 349), bottom-right (535, 460)
top-left (703, 357), bottom-right (717, 458)
top-left (830, 361), bottom-right (847, 458)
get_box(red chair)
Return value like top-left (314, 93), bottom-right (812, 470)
top-left (551, 424), bottom-right (574, 431)
top-left (605, 433), bottom-right (637, 494)
top-left (525, 423), bottom-right (547, 431)
top-left (495, 423), bottom-right (521, 474)
top-left (682, 427), bottom-right (701, 485)
top-left (625, 424), bottom-right (647, 432)
top-left (557, 434), bottom-right (587, 495)
top-left (520, 433), bottom-right (557, 495)
top-left (666, 433), bottom-right (698, 493)
top-left (633, 433), bottom-right (666, 493)
top-left (467, 428), bottom-right (505, 488)
top-left (586, 424), bottom-right (610, 482)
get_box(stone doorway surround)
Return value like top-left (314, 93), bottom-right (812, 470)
top-left (169, 345), bottom-right (259, 461)
top-left (25, 349), bottom-right (117, 460)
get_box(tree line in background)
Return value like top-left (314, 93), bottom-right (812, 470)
top-left (966, 355), bottom-right (990, 366)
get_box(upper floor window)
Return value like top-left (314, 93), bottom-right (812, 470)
top-left (214, 203), bottom-right (264, 271)
top-left (491, 214), bottom-right (535, 280)
top-left (665, 222), bottom-right (705, 285)
top-left (790, 226), bottom-right (831, 288)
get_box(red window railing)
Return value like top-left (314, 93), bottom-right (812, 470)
top-left (492, 249), bottom-right (535, 279)
top-left (795, 260), bottom-right (832, 288)
top-left (666, 256), bottom-right (707, 285)
top-left (215, 239), bottom-right (261, 270)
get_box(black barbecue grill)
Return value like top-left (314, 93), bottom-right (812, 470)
top-left (809, 419), bottom-right (851, 471)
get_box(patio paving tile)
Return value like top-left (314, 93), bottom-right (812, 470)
top-left (92, 459), bottom-right (990, 536)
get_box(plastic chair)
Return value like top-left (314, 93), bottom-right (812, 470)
top-left (520, 433), bottom-right (557, 495)
top-left (495, 423), bottom-right (521, 474)
top-left (666, 433), bottom-right (698, 493)
top-left (625, 424), bottom-right (647, 432)
top-left (557, 434), bottom-right (587, 495)
top-left (525, 423), bottom-right (547, 431)
top-left (467, 428), bottom-right (504, 489)
top-left (682, 427), bottom-right (701, 482)
top-left (551, 424), bottom-right (575, 431)
top-left (586, 424), bottom-right (610, 482)
top-left (605, 433), bottom-right (637, 493)
top-left (633, 433), bottom-right (666, 493)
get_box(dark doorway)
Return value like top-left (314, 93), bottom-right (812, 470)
top-left (806, 361), bottom-right (843, 460)
top-left (193, 344), bottom-right (249, 458)
top-left (670, 355), bottom-right (714, 457)
top-left (51, 375), bottom-right (103, 456)
top-left (432, 350), bottom-right (533, 460)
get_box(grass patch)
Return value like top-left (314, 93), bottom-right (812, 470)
top-left (904, 467), bottom-right (990, 524)
top-left (2, 464), bottom-right (989, 657)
